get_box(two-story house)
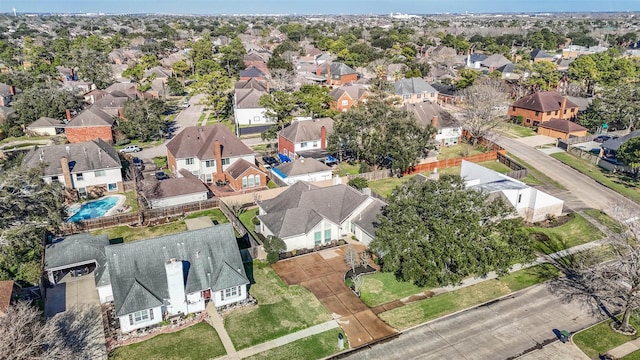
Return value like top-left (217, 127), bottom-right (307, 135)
top-left (233, 84), bottom-right (269, 126)
top-left (316, 62), bottom-right (358, 86)
top-left (22, 138), bottom-right (123, 197)
top-left (403, 102), bottom-right (462, 147)
top-left (64, 106), bottom-right (116, 143)
top-left (278, 118), bottom-right (334, 161)
top-left (507, 91), bottom-right (579, 127)
top-left (166, 125), bottom-right (266, 191)
top-left (394, 78), bottom-right (439, 105)
top-left (328, 85), bottom-right (369, 112)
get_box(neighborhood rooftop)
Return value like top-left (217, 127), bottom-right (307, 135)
top-left (166, 124), bottom-right (254, 160)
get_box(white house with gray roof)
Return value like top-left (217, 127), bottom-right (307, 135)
top-left (270, 158), bottom-right (333, 185)
top-left (257, 182), bottom-right (382, 250)
top-left (394, 78), bottom-right (439, 105)
top-left (461, 161), bottom-right (564, 222)
top-left (44, 224), bottom-right (249, 334)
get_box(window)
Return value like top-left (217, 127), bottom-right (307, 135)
top-left (526, 119), bottom-right (531, 123)
top-left (546, 111), bottom-right (551, 115)
top-left (512, 106), bottom-right (516, 111)
top-left (205, 160), bottom-right (215, 168)
top-left (94, 170), bottom-right (105, 177)
top-left (185, 158), bottom-right (194, 165)
top-left (221, 158), bottom-right (230, 166)
top-left (248, 175), bottom-right (254, 187)
top-left (78, 187), bottom-right (87, 197)
top-left (313, 141), bottom-right (318, 148)
top-left (108, 183), bottom-right (118, 192)
top-left (255, 175), bottom-right (260, 186)
top-left (224, 286), bottom-right (238, 299)
top-left (283, 148), bottom-right (288, 155)
top-left (534, 111), bottom-right (539, 116)
top-left (571, 108), bottom-right (575, 112)
top-left (564, 109), bottom-right (567, 114)
top-left (324, 229), bottom-right (331, 242)
top-left (191, 170), bottom-right (199, 177)
top-left (205, 173), bottom-right (212, 183)
top-left (51, 176), bottom-right (59, 183)
top-left (404, 95), bottom-right (410, 99)
top-left (76, 173), bottom-right (84, 181)
top-left (129, 309), bottom-right (153, 325)
top-left (341, 100), bottom-right (348, 106)
top-left (242, 177), bottom-right (247, 188)
top-left (417, 94), bottom-right (422, 99)
top-left (554, 110), bottom-right (558, 115)
top-left (431, 93), bottom-right (435, 98)
top-left (350, 222), bottom-right (356, 233)
top-left (300, 142), bottom-right (308, 148)
top-left (314, 231), bottom-right (321, 245)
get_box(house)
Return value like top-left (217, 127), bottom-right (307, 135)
top-left (316, 62), bottom-right (358, 86)
top-left (44, 225), bottom-right (249, 333)
top-left (601, 130), bottom-right (640, 158)
top-left (91, 93), bottom-right (129, 118)
top-left (257, 181), bottom-right (384, 249)
top-left (233, 88), bottom-right (269, 126)
top-left (0, 280), bottom-right (18, 316)
top-left (239, 66), bottom-right (267, 81)
top-left (271, 158), bottom-right (333, 186)
top-left (461, 160), bottom-right (564, 223)
top-left (495, 63), bottom-right (520, 80)
top-left (166, 125), bottom-right (266, 191)
top-left (22, 138), bottom-right (124, 197)
top-left (278, 118), bottom-right (333, 161)
top-left (466, 53), bottom-right (488, 69)
top-left (530, 49), bottom-right (554, 63)
top-left (430, 83), bottom-right (462, 105)
top-left (507, 91), bottom-right (579, 127)
top-left (147, 169), bottom-right (211, 209)
top-left (0, 83), bottom-right (17, 107)
top-left (403, 102), bottom-right (462, 147)
top-left (56, 66), bottom-right (78, 82)
top-left (26, 117), bottom-right (65, 136)
top-left (64, 107), bottom-right (115, 143)
top-left (234, 78), bottom-right (268, 92)
top-left (537, 118), bottom-right (588, 139)
top-left (480, 54), bottom-right (512, 72)
top-left (394, 78), bottom-right (439, 105)
top-left (83, 89), bottom-right (109, 105)
top-left (328, 85), bottom-right (369, 112)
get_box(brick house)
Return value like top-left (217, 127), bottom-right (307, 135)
top-left (166, 125), bottom-right (266, 192)
top-left (278, 118), bottom-right (333, 160)
top-left (507, 91), bottom-right (579, 127)
top-left (328, 85), bottom-right (369, 112)
top-left (403, 102), bottom-right (462, 147)
top-left (537, 118), bottom-right (588, 139)
top-left (316, 62), bottom-right (358, 86)
top-left (64, 107), bottom-right (115, 143)
top-left (22, 138), bottom-right (124, 197)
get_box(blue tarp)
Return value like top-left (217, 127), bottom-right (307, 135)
top-left (278, 153), bottom-right (291, 163)
top-left (271, 167), bottom-right (288, 178)
top-left (325, 155), bottom-right (338, 164)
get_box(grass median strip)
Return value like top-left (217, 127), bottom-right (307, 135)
top-left (244, 328), bottom-right (344, 360)
top-left (574, 315), bottom-right (640, 359)
top-left (224, 261), bottom-right (332, 350)
top-left (109, 322), bottom-right (226, 360)
top-left (525, 213), bottom-right (603, 254)
top-left (378, 264), bottom-right (559, 330)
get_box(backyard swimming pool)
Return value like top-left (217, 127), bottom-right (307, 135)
top-left (66, 196), bottom-right (121, 222)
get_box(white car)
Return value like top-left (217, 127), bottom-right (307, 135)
top-left (119, 145), bottom-right (142, 153)
top-left (181, 101), bottom-right (190, 108)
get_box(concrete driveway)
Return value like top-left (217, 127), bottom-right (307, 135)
top-left (516, 135), bottom-right (557, 147)
top-left (341, 284), bottom-right (603, 360)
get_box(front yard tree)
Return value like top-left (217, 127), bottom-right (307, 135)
top-left (263, 235), bottom-right (286, 264)
top-left (616, 137), bottom-right (640, 179)
top-left (0, 166), bottom-right (66, 284)
top-left (599, 82), bottom-right (640, 131)
top-left (259, 90), bottom-right (297, 140)
top-left (118, 99), bottom-right (167, 142)
top-left (13, 85), bottom-right (83, 125)
top-left (459, 78), bottom-right (509, 145)
top-left (189, 66), bottom-right (232, 121)
top-left (344, 245), bottom-right (358, 274)
top-left (370, 175), bottom-right (533, 287)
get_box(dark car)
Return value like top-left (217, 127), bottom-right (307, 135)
top-left (132, 157), bottom-right (144, 170)
top-left (155, 171), bottom-right (169, 181)
top-left (262, 156), bottom-right (279, 168)
top-left (593, 135), bottom-right (611, 143)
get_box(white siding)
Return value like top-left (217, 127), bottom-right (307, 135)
top-left (234, 108), bottom-right (270, 126)
top-left (118, 306), bottom-right (163, 333)
top-left (186, 291), bottom-right (206, 313)
top-left (27, 127), bottom-right (57, 136)
top-left (354, 225), bottom-right (374, 246)
top-left (44, 167), bottom-right (122, 190)
top-left (273, 170), bottom-right (333, 186)
top-left (293, 139), bottom-right (322, 152)
top-left (97, 284), bottom-right (113, 304)
top-left (278, 219), bottom-right (340, 251)
top-left (212, 285), bottom-right (248, 307)
top-left (175, 158), bottom-right (200, 177)
top-left (149, 192), bottom-right (209, 209)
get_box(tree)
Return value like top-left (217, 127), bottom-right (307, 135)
top-left (263, 235), bottom-right (286, 264)
top-left (577, 98), bottom-right (606, 132)
top-left (166, 76), bottom-right (184, 96)
top-left (172, 60), bottom-right (190, 86)
top-left (294, 85), bottom-right (337, 119)
top-left (370, 175), bottom-right (533, 287)
top-left (568, 55), bottom-right (599, 96)
top-left (259, 90), bottom-right (297, 140)
top-left (69, 49), bottom-right (113, 89)
top-left (328, 97), bottom-right (433, 173)
top-left (189, 67), bottom-right (232, 121)
top-left (347, 177), bottom-right (368, 190)
top-left (218, 37), bottom-right (246, 77)
top-left (455, 69), bottom-right (479, 90)
top-left (599, 82), bottom-right (640, 131)
top-left (526, 61), bottom-right (561, 91)
top-left (344, 245), bottom-right (358, 274)
top-left (117, 99), bottom-right (167, 142)
top-left (13, 85), bottom-right (83, 126)
top-left (0, 302), bottom-right (102, 359)
top-left (617, 137), bottom-right (640, 179)
top-left (459, 78), bottom-right (509, 145)
top-left (0, 166), bottom-right (66, 284)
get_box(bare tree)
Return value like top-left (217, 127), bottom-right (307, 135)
top-left (360, 251), bottom-right (371, 268)
top-left (267, 69), bottom-right (296, 92)
top-left (0, 302), bottom-right (103, 359)
top-left (458, 78), bottom-right (509, 145)
top-left (344, 245), bottom-right (359, 274)
top-left (550, 204), bottom-right (640, 334)
top-left (352, 274), bottom-right (365, 296)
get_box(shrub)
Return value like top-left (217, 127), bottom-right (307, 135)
top-left (358, 162), bottom-right (370, 174)
top-left (347, 177), bottom-right (368, 190)
top-left (263, 235), bottom-right (286, 264)
top-left (116, 139), bottom-right (131, 146)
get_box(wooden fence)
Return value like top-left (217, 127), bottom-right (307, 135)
top-left (218, 200), bottom-right (261, 259)
top-left (346, 169), bottom-right (393, 182)
top-left (497, 152), bottom-right (528, 179)
top-left (406, 151), bottom-right (499, 175)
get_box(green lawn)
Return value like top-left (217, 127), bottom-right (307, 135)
top-left (124, 190), bottom-right (140, 213)
top-left (335, 163), bottom-right (360, 176)
top-left (498, 123), bottom-right (537, 138)
top-left (551, 152), bottom-right (640, 203)
top-left (239, 207), bottom-right (260, 240)
top-left (378, 264), bottom-right (559, 330)
top-left (574, 315), bottom-right (640, 359)
top-left (109, 322), bottom-right (226, 360)
top-left (525, 213), bottom-right (603, 254)
top-left (244, 329), bottom-right (344, 360)
top-left (506, 153), bottom-right (563, 188)
top-left (367, 174), bottom-right (417, 198)
top-left (0, 135), bottom-right (50, 144)
top-left (360, 272), bottom-right (431, 308)
top-left (153, 156), bottom-right (168, 171)
top-left (93, 209), bottom-right (228, 242)
top-left (224, 261), bottom-right (332, 350)
top-left (584, 209), bottom-right (625, 234)
top-left (436, 144), bottom-right (485, 160)
top-left (623, 350), bottom-right (640, 360)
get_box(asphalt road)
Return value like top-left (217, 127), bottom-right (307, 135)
top-left (495, 135), bottom-right (640, 220)
top-left (341, 284), bottom-right (604, 360)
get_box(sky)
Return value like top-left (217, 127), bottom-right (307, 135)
top-left (3, 0), bottom-right (640, 15)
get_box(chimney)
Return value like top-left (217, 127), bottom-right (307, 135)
top-left (213, 140), bottom-right (223, 181)
top-left (60, 157), bottom-right (73, 190)
top-left (431, 116), bottom-right (439, 129)
top-left (65, 145), bottom-right (70, 156)
top-left (320, 125), bottom-right (327, 149)
top-left (560, 97), bottom-right (567, 118)
top-left (65, 109), bottom-right (72, 121)
top-left (69, 68), bottom-right (74, 80)
top-left (164, 260), bottom-right (187, 314)
top-left (266, 81), bottom-right (270, 93)
top-left (9, 85), bottom-right (15, 95)
top-left (117, 108), bottom-right (124, 119)
top-left (327, 63), bottom-right (331, 85)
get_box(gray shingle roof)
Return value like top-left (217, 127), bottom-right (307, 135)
top-left (403, 102), bottom-right (460, 130)
top-left (147, 169), bottom-right (210, 200)
top-left (235, 88), bottom-right (267, 108)
top-left (65, 107), bottom-right (115, 127)
top-left (239, 66), bottom-right (266, 78)
top-left (319, 62), bottom-right (356, 76)
top-left (106, 224), bottom-right (249, 316)
top-left (353, 199), bottom-right (385, 238)
top-left (480, 54), bottom-right (511, 69)
top-left (234, 78), bottom-right (267, 91)
top-left (44, 233), bottom-right (110, 271)
top-left (225, 158), bottom-right (261, 180)
top-left (29, 117), bottom-right (64, 128)
top-left (166, 125), bottom-right (254, 161)
top-left (394, 78), bottom-right (438, 96)
top-left (531, 49), bottom-right (553, 59)
top-left (258, 208), bottom-right (324, 238)
top-left (328, 85), bottom-right (368, 102)
top-left (22, 138), bottom-right (122, 176)
top-left (275, 158), bottom-right (331, 177)
top-left (278, 118), bottom-right (333, 143)
top-left (602, 130), bottom-right (640, 151)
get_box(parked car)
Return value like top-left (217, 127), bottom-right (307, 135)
top-left (593, 135), bottom-right (612, 143)
top-left (119, 145), bottom-right (142, 153)
top-left (181, 101), bottom-right (190, 108)
top-left (155, 171), bottom-right (169, 181)
top-left (262, 156), bottom-right (279, 168)
top-left (132, 157), bottom-right (144, 170)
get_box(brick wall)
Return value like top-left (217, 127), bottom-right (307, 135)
top-left (66, 126), bottom-right (114, 143)
top-left (227, 167), bottom-right (267, 191)
top-left (167, 151), bottom-right (176, 173)
top-left (507, 107), bottom-right (578, 127)
top-left (537, 127), bottom-right (587, 140)
top-left (278, 136), bottom-right (294, 156)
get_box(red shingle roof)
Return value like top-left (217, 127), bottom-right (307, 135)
top-left (512, 91), bottom-right (579, 112)
top-left (538, 118), bottom-right (587, 133)
top-left (0, 280), bottom-right (14, 316)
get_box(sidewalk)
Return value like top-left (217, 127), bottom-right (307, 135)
top-left (206, 302), bottom-right (239, 360)
top-left (607, 337), bottom-right (640, 358)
